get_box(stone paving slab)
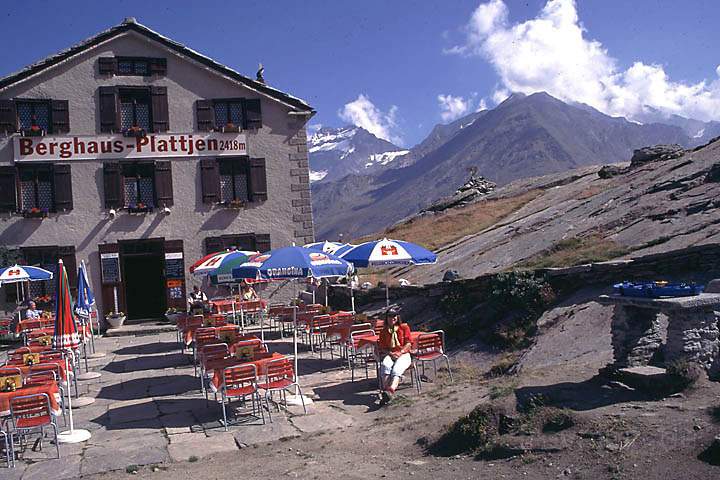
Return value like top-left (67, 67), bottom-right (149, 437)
top-left (167, 432), bottom-right (238, 462)
top-left (21, 453), bottom-right (82, 480)
top-left (231, 416), bottom-right (300, 446)
top-left (80, 444), bottom-right (169, 476)
top-left (289, 406), bottom-right (355, 433)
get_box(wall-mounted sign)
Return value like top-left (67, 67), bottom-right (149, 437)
top-left (100, 252), bottom-right (120, 284)
top-left (13, 132), bottom-right (247, 162)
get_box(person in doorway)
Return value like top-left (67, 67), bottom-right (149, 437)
top-left (377, 307), bottom-right (413, 405)
top-left (187, 285), bottom-right (208, 313)
top-left (240, 282), bottom-right (258, 301)
top-left (25, 301), bottom-right (42, 319)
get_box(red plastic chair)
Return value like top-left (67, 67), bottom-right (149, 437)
top-left (257, 356), bottom-right (306, 421)
top-left (412, 330), bottom-right (453, 391)
top-left (220, 364), bottom-right (265, 430)
top-left (9, 393), bottom-right (59, 459)
top-left (198, 343), bottom-right (229, 397)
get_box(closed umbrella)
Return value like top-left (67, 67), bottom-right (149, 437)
top-left (340, 238), bottom-right (437, 307)
top-left (52, 259), bottom-right (91, 443)
top-left (232, 246), bottom-right (353, 406)
top-left (74, 260), bottom-right (103, 379)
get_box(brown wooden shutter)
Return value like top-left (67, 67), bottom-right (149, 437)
top-left (255, 234), bottom-right (271, 253)
top-left (98, 57), bottom-right (117, 75)
top-left (248, 158), bottom-right (267, 202)
top-left (151, 86), bottom-right (169, 132)
top-left (243, 99), bottom-right (262, 129)
top-left (205, 237), bottom-right (224, 254)
top-left (223, 233), bottom-right (256, 251)
top-left (0, 166), bottom-right (17, 212)
top-left (150, 58), bottom-right (167, 76)
top-left (0, 99), bottom-right (17, 133)
top-left (154, 160), bottom-right (173, 207)
top-left (196, 100), bottom-right (214, 131)
top-left (50, 100), bottom-right (70, 134)
top-left (200, 158), bottom-right (220, 204)
top-left (99, 86), bottom-right (119, 133)
top-left (58, 246), bottom-right (77, 289)
top-left (103, 162), bottom-right (123, 208)
top-left (53, 164), bottom-right (73, 212)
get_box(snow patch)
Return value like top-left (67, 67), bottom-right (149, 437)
top-left (694, 128), bottom-right (705, 139)
top-left (309, 170), bottom-right (328, 182)
top-left (364, 150), bottom-right (409, 168)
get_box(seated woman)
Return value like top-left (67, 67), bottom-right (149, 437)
top-left (240, 283), bottom-right (258, 301)
top-left (377, 309), bottom-right (413, 404)
top-left (25, 301), bottom-right (42, 319)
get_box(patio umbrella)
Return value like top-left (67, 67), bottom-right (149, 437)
top-left (232, 246), bottom-right (353, 405)
top-left (52, 259), bottom-right (91, 443)
top-left (340, 238), bottom-right (437, 307)
top-left (0, 264), bottom-right (54, 325)
top-left (190, 250), bottom-right (258, 277)
top-left (304, 241), bottom-right (355, 257)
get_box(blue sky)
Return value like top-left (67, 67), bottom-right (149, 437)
top-left (2, 0), bottom-right (719, 146)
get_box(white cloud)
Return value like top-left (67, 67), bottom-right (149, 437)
top-left (476, 98), bottom-right (488, 111)
top-left (491, 88), bottom-right (510, 105)
top-left (338, 94), bottom-right (402, 145)
top-left (448, 0), bottom-right (720, 122)
top-left (438, 94), bottom-right (472, 121)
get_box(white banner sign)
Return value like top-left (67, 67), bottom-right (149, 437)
top-left (13, 132), bottom-right (247, 162)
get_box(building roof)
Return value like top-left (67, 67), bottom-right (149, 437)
top-left (0, 18), bottom-right (315, 114)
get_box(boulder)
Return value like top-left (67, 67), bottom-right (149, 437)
top-left (705, 162), bottom-right (720, 183)
top-left (598, 165), bottom-right (625, 179)
top-left (629, 144), bottom-right (684, 169)
top-left (443, 270), bottom-right (461, 282)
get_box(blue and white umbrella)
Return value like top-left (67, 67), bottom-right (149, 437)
top-left (74, 261), bottom-right (95, 319)
top-left (0, 264), bottom-right (53, 284)
top-left (232, 246), bottom-right (353, 281)
top-left (340, 238), bottom-right (437, 306)
top-left (304, 241), bottom-right (356, 257)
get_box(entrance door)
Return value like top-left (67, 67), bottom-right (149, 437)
top-left (120, 239), bottom-right (166, 321)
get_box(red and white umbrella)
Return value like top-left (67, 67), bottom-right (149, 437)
top-left (190, 250), bottom-right (259, 277)
top-left (52, 259), bottom-right (80, 350)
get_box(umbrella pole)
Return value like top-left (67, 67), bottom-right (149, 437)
top-left (351, 286), bottom-right (355, 313)
top-left (293, 305), bottom-right (299, 395)
top-left (57, 352), bottom-right (91, 443)
top-left (385, 271), bottom-right (390, 308)
top-left (231, 285), bottom-right (237, 326)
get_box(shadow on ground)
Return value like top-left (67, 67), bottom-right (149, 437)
top-left (103, 353), bottom-right (188, 373)
top-left (313, 378), bottom-right (379, 408)
top-left (114, 341), bottom-right (180, 356)
top-left (95, 374), bottom-right (199, 400)
top-left (514, 376), bottom-right (652, 411)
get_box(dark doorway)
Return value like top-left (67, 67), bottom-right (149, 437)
top-left (120, 239), bottom-right (166, 321)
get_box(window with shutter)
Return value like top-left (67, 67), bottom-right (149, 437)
top-left (248, 158), bottom-right (268, 202)
top-left (16, 100), bottom-right (51, 134)
top-left (121, 162), bottom-right (155, 209)
top-left (154, 160), bottom-right (173, 207)
top-left (213, 99), bottom-right (243, 131)
top-left (119, 88), bottom-right (152, 132)
top-left (103, 162), bottom-right (123, 209)
top-left (53, 164), bottom-right (73, 212)
top-left (99, 86), bottom-right (119, 133)
top-left (0, 99), bottom-right (17, 133)
top-left (218, 158), bottom-right (249, 203)
top-left (98, 57), bottom-right (117, 75)
top-left (204, 236), bottom-right (224, 255)
top-left (18, 164), bottom-right (53, 213)
top-left (150, 58), bottom-right (167, 76)
top-left (220, 234), bottom-right (256, 251)
top-left (255, 234), bottom-right (271, 253)
top-left (58, 245), bottom-right (77, 293)
top-left (51, 100), bottom-right (70, 134)
top-left (0, 166), bottom-right (17, 212)
top-left (200, 158), bottom-right (220, 204)
top-left (22, 245), bottom-right (60, 299)
top-left (150, 86), bottom-right (169, 133)
top-left (243, 99), bottom-right (262, 129)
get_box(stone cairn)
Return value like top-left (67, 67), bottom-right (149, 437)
top-left (422, 167), bottom-right (496, 214)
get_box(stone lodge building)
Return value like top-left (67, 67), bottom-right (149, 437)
top-left (0, 18), bottom-right (315, 321)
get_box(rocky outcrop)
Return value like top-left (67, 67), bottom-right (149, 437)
top-left (598, 144), bottom-right (685, 179)
top-left (422, 173), bottom-right (496, 214)
top-left (629, 144), bottom-right (685, 168)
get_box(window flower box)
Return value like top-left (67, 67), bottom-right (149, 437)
top-left (222, 199), bottom-right (246, 210)
top-left (123, 126), bottom-right (147, 137)
top-left (127, 203), bottom-right (153, 215)
top-left (22, 208), bottom-right (49, 219)
top-left (220, 123), bottom-right (240, 133)
top-left (21, 126), bottom-right (46, 137)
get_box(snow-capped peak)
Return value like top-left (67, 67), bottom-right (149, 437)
top-left (364, 150), bottom-right (409, 168)
top-left (309, 126), bottom-right (358, 154)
